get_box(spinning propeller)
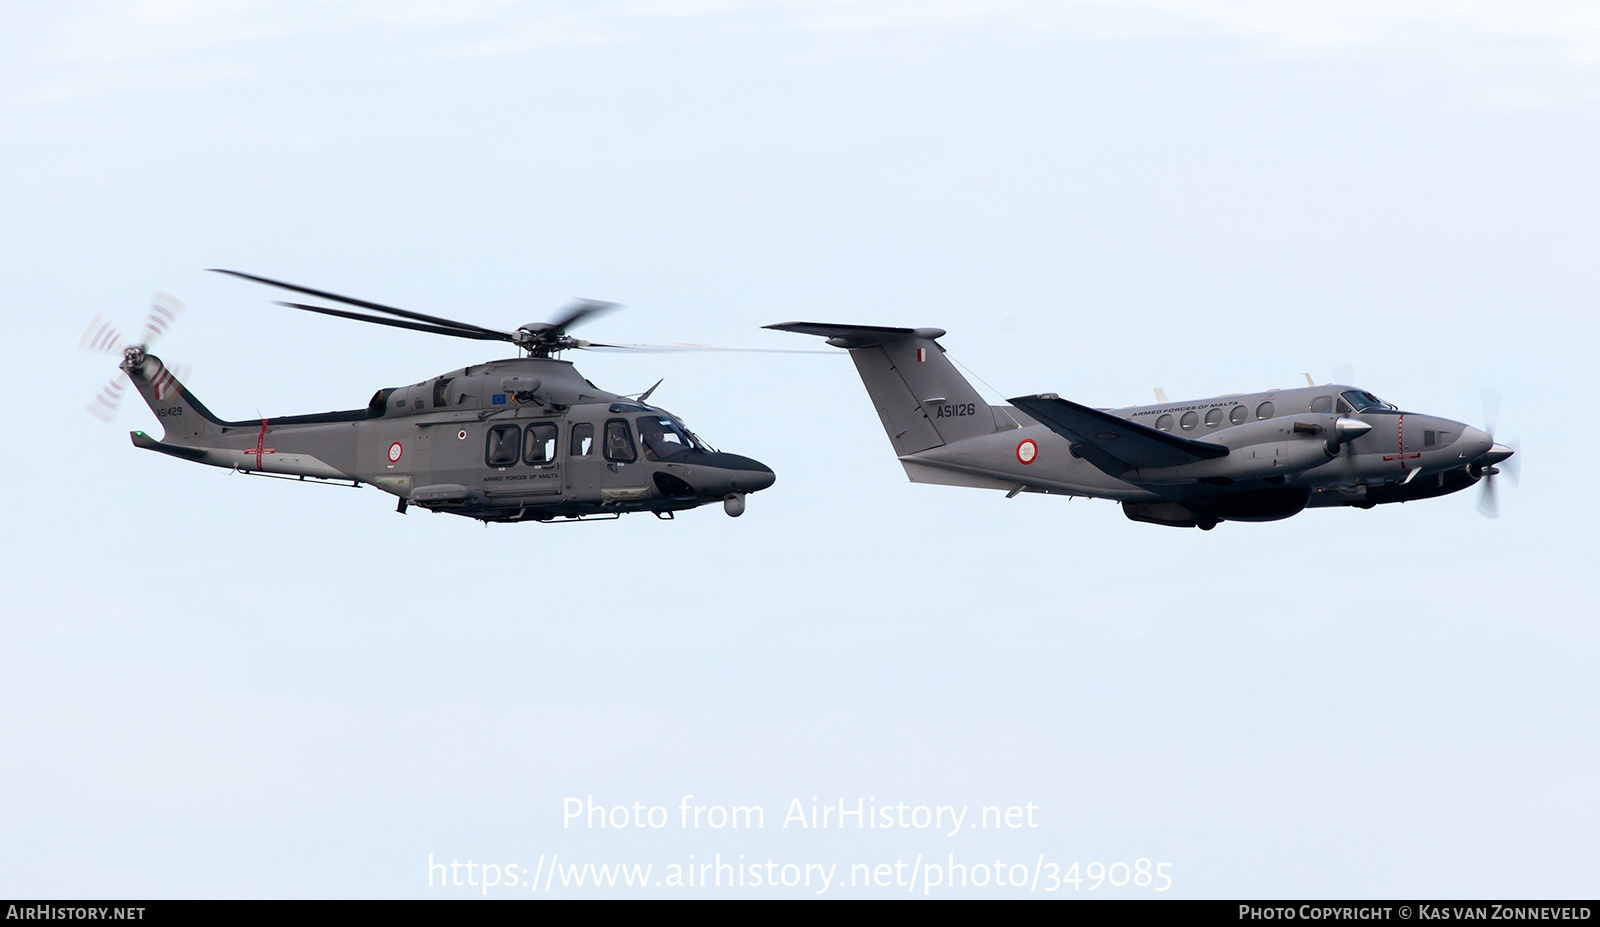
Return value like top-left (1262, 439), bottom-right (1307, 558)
top-left (1474, 388), bottom-right (1520, 519)
top-left (79, 293), bottom-right (189, 422)
top-left (210, 270), bottom-right (828, 357)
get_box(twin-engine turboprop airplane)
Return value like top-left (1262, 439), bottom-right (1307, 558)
top-left (767, 322), bottom-right (1515, 529)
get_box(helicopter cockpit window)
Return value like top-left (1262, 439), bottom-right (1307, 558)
top-left (571, 422), bottom-right (594, 457)
top-left (603, 419), bottom-right (636, 463)
top-left (486, 424), bottom-right (520, 467)
top-left (636, 415), bottom-right (692, 460)
top-left (1340, 390), bottom-right (1393, 412)
top-left (523, 422), bottom-right (558, 465)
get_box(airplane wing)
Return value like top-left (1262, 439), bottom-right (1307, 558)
top-left (1008, 393), bottom-right (1228, 476)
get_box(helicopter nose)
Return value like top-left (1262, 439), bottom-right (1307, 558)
top-left (694, 452), bottom-right (775, 493)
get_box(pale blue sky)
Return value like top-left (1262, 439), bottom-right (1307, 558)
top-left (3, 1), bottom-right (1597, 898)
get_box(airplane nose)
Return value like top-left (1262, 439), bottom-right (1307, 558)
top-left (1460, 425), bottom-right (1494, 460)
top-left (1482, 442), bottom-right (1515, 466)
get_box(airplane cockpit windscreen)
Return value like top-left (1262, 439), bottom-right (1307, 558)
top-left (1340, 390), bottom-right (1395, 412)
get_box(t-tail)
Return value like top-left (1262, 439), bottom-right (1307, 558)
top-left (763, 322), bottom-right (1006, 455)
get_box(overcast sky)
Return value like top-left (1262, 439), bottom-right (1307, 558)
top-left (3, 1), bottom-right (1597, 898)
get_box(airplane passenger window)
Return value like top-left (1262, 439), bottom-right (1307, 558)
top-left (604, 419), bottom-right (636, 463)
top-left (523, 423), bottom-right (558, 465)
top-left (1155, 414), bottom-right (1174, 432)
top-left (1180, 411), bottom-right (1199, 430)
top-left (1204, 409), bottom-right (1223, 428)
top-left (1256, 401), bottom-right (1275, 420)
top-left (485, 424), bottom-right (520, 467)
top-left (1229, 405), bottom-right (1247, 425)
top-left (1310, 396), bottom-right (1332, 413)
top-left (571, 422), bottom-right (594, 457)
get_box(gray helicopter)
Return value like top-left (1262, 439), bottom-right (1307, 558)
top-left (768, 322), bottom-right (1516, 529)
top-left (88, 272), bottom-right (777, 523)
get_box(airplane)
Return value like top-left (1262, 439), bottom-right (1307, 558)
top-left (766, 322), bottom-right (1516, 529)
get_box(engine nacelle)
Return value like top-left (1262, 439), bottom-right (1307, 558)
top-left (1133, 414), bottom-right (1343, 484)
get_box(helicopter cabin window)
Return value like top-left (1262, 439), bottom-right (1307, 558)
top-left (1203, 408), bottom-right (1223, 428)
top-left (1256, 401), bottom-right (1275, 420)
top-left (485, 424), bottom-right (520, 468)
top-left (571, 422), bottom-right (595, 457)
top-left (1229, 405), bottom-right (1247, 425)
top-left (636, 415), bottom-right (692, 460)
top-left (433, 377), bottom-right (454, 408)
top-left (1310, 395), bottom-right (1333, 413)
top-left (1155, 414), bottom-right (1174, 432)
top-left (603, 419), bottom-right (636, 463)
top-left (1180, 411), bottom-right (1199, 431)
top-left (523, 423), bottom-right (558, 465)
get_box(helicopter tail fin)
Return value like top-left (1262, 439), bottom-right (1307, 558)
top-left (763, 322), bottom-right (997, 455)
top-left (124, 352), bottom-right (224, 444)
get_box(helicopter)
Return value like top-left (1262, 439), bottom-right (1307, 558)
top-left (86, 271), bottom-right (779, 523)
top-left (767, 322), bottom-right (1517, 530)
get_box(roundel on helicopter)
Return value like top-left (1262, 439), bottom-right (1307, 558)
top-left (83, 271), bottom-right (803, 523)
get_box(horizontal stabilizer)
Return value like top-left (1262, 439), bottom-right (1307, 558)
top-left (1008, 393), bottom-right (1228, 475)
top-left (764, 322), bottom-right (945, 347)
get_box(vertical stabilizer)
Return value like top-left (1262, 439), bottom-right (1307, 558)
top-left (764, 323), bottom-right (996, 455)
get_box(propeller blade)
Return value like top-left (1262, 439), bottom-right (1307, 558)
top-left (576, 342), bottom-right (836, 354)
top-left (86, 371), bottom-right (128, 422)
top-left (1477, 472), bottom-right (1499, 518)
top-left (211, 269), bottom-right (509, 338)
top-left (79, 315), bottom-right (127, 355)
top-left (275, 301), bottom-right (511, 342)
top-left (1503, 442), bottom-right (1521, 486)
top-left (1481, 388), bottom-right (1502, 438)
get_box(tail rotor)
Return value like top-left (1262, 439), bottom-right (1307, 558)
top-left (79, 293), bottom-right (188, 423)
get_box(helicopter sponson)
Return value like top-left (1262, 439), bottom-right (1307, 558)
top-left (121, 348), bottom-right (774, 523)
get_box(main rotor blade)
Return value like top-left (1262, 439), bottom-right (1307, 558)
top-left (577, 341), bottom-right (836, 354)
top-left (211, 269), bottom-right (509, 338)
top-left (542, 299), bottom-right (619, 336)
top-left (277, 301), bottom-right (510, 342)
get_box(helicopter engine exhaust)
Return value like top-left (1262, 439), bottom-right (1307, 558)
top-left (724, 493), bottom-right (745, 517)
